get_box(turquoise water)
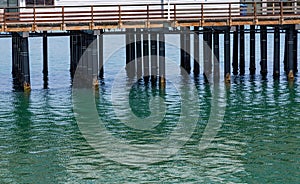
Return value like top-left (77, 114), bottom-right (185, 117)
top-left (0, 34), bottom-right (299, 183)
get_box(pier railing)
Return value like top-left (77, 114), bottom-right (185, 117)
top-left (1, 1), bottom-right (300, 32)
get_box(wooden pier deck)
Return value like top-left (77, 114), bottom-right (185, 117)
top-left (1, 1), bottom-right (300, 32)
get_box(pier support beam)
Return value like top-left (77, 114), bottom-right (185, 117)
top-left (43, 31), bottom-right (48, 89)
top-left (224, 27), bottom-right (231, 82)
top-left (136, 29), bottom-right (142, 79)
top-left (159, 32), bottom-right (166, 88)
top-left (150, 31), bottom-right (158, 84)
top-left (232, 26), bottom-right (239, 75)
top-left (288, 25), bottom-right (295, 80)
top-left (250, 25), bottom-right (256, 75)
top-left (239, 25), bottom-right (245, 75)
top-left (12, 32), bottom-right (30, 91)
top-left (194, 26), bottom-right (200, 75)
top-left (260, 26), bottom-right (268, 77)
top-left (143, 30), bottom-right (150, 82)
top-left (273, 26), bottom-right (280, 78)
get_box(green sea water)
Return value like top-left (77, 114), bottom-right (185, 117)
top-left (0, 34), bottom-right (299, 183)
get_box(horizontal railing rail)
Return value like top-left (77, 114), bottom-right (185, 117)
top-left (1, 1), bottom-right (300, 31)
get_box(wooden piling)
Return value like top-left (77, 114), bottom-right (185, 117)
top-left (194, 26), bottom-right (200, 75)
top-left (43, 31), bottom-right (48, 89)
top-left (180, 27), bottom-right (191, 73)
top-left (136, 29), bottom-right (142, 79)
top-left (260, 25), bottom-right (268, 76)
top-left (90, 33), bottom-right (98, 87)
top-left (143, 30), bottom-right (150, 82)
top-left (185, 28), bottom-right (191, 73)
top-left (273, 26), bottom-right (280, 78)
top-left (159, 32), bottom-right (165, 88)
top-left (203, 27), bottom-right (212, 80)
top-left (213, 30), bottom-right (220, 81)
top-left (98, 29), bottom-right (104, 79)
top-left (293, 28), bottom-right (298, 73)
top-left (12, 33), bottom-right (18, 80)
top-left (180, 30), bottom-right (184, 70)
top-left (70, 31), bottom-right (77, 79)
top-left (284, 30), bottom-right (288, 74)
top-left (86, 34), bottom-right (93, 77)
top-left (12, 33), bottom-right (31, 91)
top-left (288, 25), bottom-right (294, 80)
top-left (150, 31), bottom-right (157, 84)
top-left (224, 27), bottom-right (231, 82)
top-left (126, 29), bottom-right (136, 78)
top-left (232, 26), bottom-right (239, 75)
top-left (239, 25), bottom-right (245, 75)
top-left (250, 25), bottom-right (256, 75)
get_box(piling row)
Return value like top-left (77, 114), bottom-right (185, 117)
top-left (8, 25), bottom-right (299, 91)
top-left (125, 28), bottom-right (166, 87)
top-left (179, 25), bottom-right (298, 83)
top-left (70, 30), bottom-right (103, 87)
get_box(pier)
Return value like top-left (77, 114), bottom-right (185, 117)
top-left (0, 1), bottom-right (300, 90)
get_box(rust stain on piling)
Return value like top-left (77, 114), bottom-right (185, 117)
top-left (23, 82), bottom-right (31, 92)
top-left (288, 70), bottom-right (294, 81)
top-left (225, 73), bottom-right (231, 83)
